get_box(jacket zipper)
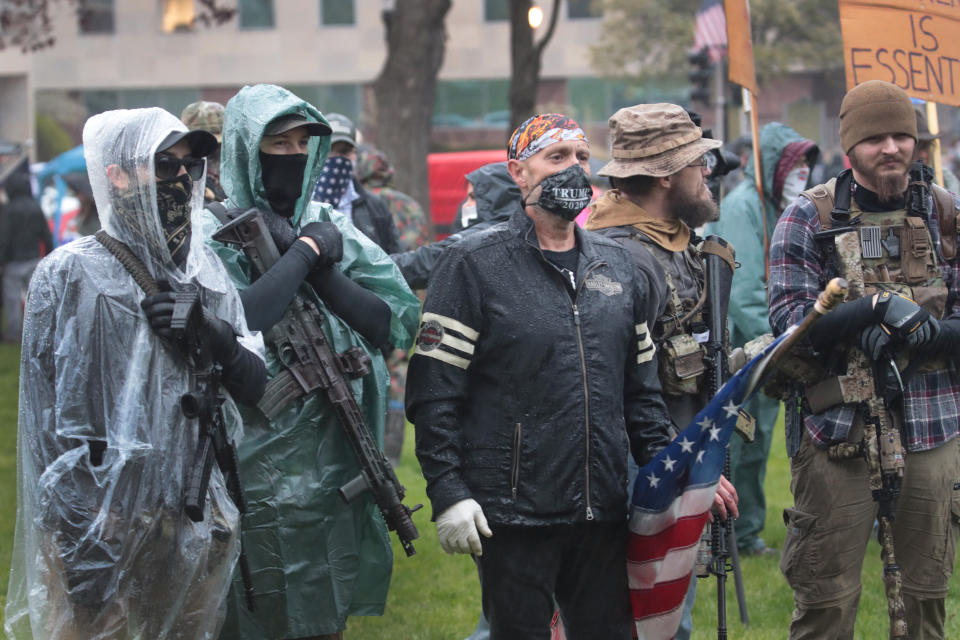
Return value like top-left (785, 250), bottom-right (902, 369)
top-left (511, 422), bottom-right (522, 499)
top-left (573, 261), bottom-right (605, 522)
top-left (529, 228), bottom-right (606, 522)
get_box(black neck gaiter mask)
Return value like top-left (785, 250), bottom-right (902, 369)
top-left (259, 151), bottom-right (308, 218)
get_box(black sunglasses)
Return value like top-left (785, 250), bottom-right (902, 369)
top-left (155, 154), bottom-right (205, 181)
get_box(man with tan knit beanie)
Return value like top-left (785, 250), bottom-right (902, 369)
top-left (768, 79), bottom-right (960, 639)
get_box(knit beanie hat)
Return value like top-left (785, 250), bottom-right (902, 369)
top-left (839, 80), bottom-right (918, 154)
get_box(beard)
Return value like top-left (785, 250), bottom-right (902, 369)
top-left (668, 182), bottom-right (719, 229)
top-left (875, 171), bottom-right (909, 204)
top-left (849, 147), bottom-right (910, 204)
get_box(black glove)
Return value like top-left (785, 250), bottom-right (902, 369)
top-left (140, 281), bottom-right (177, 340)
top-left (141, 285), bottom-right (237, 363)
top-left (873, 291), bottom-right (933, 344)
top-left (197, 306), bottom-right (239, 363)
top-left (858, 324), bottom-right (890, 361)
top-left (299, 221), bottom-right (343, 268)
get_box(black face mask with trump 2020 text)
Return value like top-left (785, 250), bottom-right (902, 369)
top-left (523, 164), bottom-right (592, 221)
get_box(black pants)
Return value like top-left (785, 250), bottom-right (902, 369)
top-left (477, 522), bottom-right (633, 640)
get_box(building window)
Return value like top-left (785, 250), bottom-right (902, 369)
top-left (484, 0), bottom-right (508, 21)
top-left (239, 0), bottom-right (274, 29)
top-left (567, 0), bottom-right (601, 19)
top-left (79, 0), bottom-right (114, 34)
top-left (285, 84), bottom-right (361, 121)
top-left (320, 0), bottom-right (354, 26)
top-left (162, 0), bottom-right (195, 33)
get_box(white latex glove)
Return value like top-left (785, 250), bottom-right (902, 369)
top-left (435, 498), bottom-right (493, 556)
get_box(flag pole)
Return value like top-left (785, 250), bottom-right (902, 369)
top-left (742, 87), bottom-right (766, 277)
top-left (926, 101), bottom-right (943, 186)
top-left (744, 277), bottom-right (849, 397)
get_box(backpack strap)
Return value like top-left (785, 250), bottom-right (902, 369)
top-left (800, 178), bottom-right (838, 230)
top-left (932, 184), bottom-right (957, 260)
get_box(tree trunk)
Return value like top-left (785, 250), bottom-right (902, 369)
top-left (508, 0), bottom-right (561, 135)
top-left (373, 0), bottom-right (451, 227)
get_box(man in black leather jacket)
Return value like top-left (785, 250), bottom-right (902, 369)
top-left (405, 113), bottom-right (673, 640)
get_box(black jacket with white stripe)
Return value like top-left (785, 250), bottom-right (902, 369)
top-left (406, 209), bottom-right (673, 526)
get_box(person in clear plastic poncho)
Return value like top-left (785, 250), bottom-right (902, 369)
top-left (197, 84), bottom-right (420, 640)
top-left (4, 107), bottom-right (267, 640)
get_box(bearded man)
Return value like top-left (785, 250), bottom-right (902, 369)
top-left (584, 103), bottom-right (739, 640)
top-left (769, 80), bottom-right (960, 639)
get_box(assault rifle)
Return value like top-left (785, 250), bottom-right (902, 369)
top-left (212, 209), bottom-right (421, 557)
top-left (818, 230), bottom-right (909, 639)
top-left (94, 230), bottom-right (257, 612)
top-left (701, 235), bottom-right (749, 639)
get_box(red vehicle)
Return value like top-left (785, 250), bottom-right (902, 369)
top-left (427, 149), bottom-right (507, 239)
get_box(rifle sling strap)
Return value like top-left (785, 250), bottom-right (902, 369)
top-left (95, 230), bottom-right (162, 296)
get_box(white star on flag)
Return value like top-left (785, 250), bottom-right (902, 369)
top-left (723, 400), bottom-right (740, 418)
top-left (709, 424), bottom-right (722, 441)
top-left (647, 472), bottom-right (660, 488)
top-left (662, 455), bottom-right (676, 472)
top-left (679, 437), bottom-right (694, 453)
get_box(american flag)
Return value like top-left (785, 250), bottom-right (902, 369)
top-left (693, 0), bottom-right (728, 63)
top-left (628, 329), bottom-right (789, 639)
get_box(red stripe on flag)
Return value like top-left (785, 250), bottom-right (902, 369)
top-left (627, 513), bottom-right (709, 563)
top-left (630, 573), bottom-right (693, 619)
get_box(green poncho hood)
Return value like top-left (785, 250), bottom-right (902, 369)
top-left (221, 84), bottom-right (332, 226)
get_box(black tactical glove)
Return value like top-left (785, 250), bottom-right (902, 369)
top-left (299, 221), bottom-right (343, 268)
top-left (141, 284), bottom-right (237, 363)
top-left (858, 324), bottom-right (890, 361)
top-left (873, 291), bottom-right (938, 347)
top-left (140, 281), bottom-right (178, 340)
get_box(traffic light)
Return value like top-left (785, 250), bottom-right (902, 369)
top-left (688, 48), bottom-right (712, 106)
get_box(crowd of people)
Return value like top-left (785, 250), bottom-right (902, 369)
top-left (3, 77), bottom-right (960, 640)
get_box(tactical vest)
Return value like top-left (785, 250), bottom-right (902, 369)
top-left (632, 233), bottom-right (708, 396)
top-left (767, 175), bottom-right (957, 408)
top-left (802, 176), bottom-right (955, 319)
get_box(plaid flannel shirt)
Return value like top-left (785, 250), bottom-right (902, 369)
top-left (768, 188), bottom-right (960, 452)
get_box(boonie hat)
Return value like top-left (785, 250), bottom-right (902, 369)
top-left (264, 113), bottom-right (332, 137)
top-left (181, 101), bottom-right (225, 142)
top-left (597, 103), bottom-right (722, 179)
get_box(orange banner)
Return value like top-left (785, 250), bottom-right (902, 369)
top-left (839, 0), bottom-right (960, 106)
top-left (724, 0), bottom-right (757, 93)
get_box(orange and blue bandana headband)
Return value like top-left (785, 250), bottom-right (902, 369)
top-left (507, 113), bottom-right (588, 161)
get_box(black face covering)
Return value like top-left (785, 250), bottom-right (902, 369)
top-left (524, 164), bottom-right (593, 221)
top-left (259, 151), bottom-right (308, 218)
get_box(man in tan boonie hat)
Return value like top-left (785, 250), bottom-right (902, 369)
top-left (586, 103), bottom-right (737, 640)
top-left (597, 103), bottom-right (722, 179)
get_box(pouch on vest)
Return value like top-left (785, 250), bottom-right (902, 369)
top-left (900, 216), bottom-right (935, 284)
top-left (660, 333), bottom-right (705, 396)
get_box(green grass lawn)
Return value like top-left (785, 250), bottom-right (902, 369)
top-left (1, 344), bottom-right (959, 638)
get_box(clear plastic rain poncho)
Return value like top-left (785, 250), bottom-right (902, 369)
top-left (197, 84), bottom-right (421, 639)
top-left (4, 108), bottom-right (263, 640)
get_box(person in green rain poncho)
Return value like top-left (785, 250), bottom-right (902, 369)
top-left (197, 84), bottom-right (421, 640)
